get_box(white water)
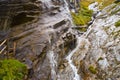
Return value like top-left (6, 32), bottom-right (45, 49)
top-left (63, 0), bottom-right (75, 27)
top-left (64, 2), bottom-right (101, 79)
top-left (47, 51), bottom-right (57, 80)
top-left (66, 36), bottom-right (81, 80)
top-left (89, 2), bottom-right (99, 12)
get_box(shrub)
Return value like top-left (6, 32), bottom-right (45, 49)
top-left (0, 59), bottom-right (27, 80)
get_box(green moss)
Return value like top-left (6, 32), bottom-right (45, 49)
top-left (111, 8), bottom-right (120, 15)
top-left (98, 57), bottom-right (104, 61)
top-left (71, 0), bottom-right (115, 26)
top-left (115, 20), bottom-right (120, 27)
top-left (71, 4), bottom-right (93, 26)
top-left (88, 66), bottom-right (97, 74)
top-left (0, 59), bottom-right (27, 80)
top-left (75, 27), bottom-right (88, 32)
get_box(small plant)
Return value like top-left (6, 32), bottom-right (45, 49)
top-left (88, 65), bottom-right (97, 74)
top-left (71, 2), bottom-right (93, 26)
top-left (0, 59), bottom-right (27, 80)
top-left (115, 20), bottom-right (120, 27)
top-left (71, 0), bottom-right (115, 26)
top-left (98, 57), bottom-right (104, 61)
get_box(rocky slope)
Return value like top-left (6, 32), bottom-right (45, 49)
top-left (0, 0), bottom-right (75, 80)
top-left (71, 2), bottom-right (120, 80)
top-left (0, 0), bottom-right (120, 80)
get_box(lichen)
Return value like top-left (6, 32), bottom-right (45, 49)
top-left (111, 30), bottom-right (120, 39)
top-left (111, 8), bottom-right (120, 15)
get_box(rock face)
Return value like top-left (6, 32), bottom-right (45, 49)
top-left (71, 3), bottom-right (120, 80)
top-left (0, 0), bottom-right (120, 80)
top-left (0, 0), bottom-right (76, 80)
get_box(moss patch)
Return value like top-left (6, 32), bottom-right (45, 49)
top-left (115, 20), bottom-right (120, 27)
top-left (88, 65), bottom-right (97, 74)
top-left (74, 27), bottom-right (88, 32)
top-left (99, 0), bottom-right (115, 9)
top-left (71, 2), bottom-right (93, 26)
top-left (71, 0), bottom-right (114, 26)
top-left (111, 8), bottom-right (120, 15)
top-left (98, 57), bottom-right (104, 61)
top-left (0, 59), bottom-right (27, 80)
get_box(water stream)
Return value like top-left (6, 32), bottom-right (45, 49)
top-left (66, 36), bottom-right (81, 80)
top-left (47, 51), bottom-right (57, 80)
top-left (47, 1), bottom-right (101, 80)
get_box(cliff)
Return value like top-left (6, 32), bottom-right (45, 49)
top-left (0, 0), bottom-right (120, 80)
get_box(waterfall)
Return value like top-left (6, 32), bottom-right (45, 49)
top-left (47, 33), bottom-right (57, 80)
top-left (46, 0), bottom-right (82, 80)
top-left (62, 0), bottom-right (74, 27)
top-left (47, 51), bottom-right (57, 80)
top-left (66, 36), bottom-right (81, 80)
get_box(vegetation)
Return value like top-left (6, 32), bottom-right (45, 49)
top-left (71, 1), bottom-right (93, 26)
top-left (71, 0), bottom-right (115, 26)
top-left (98, 57), bottom-right (104, 61)
top-left (0, 59), bottom-right (27, 80)
top-left (75, 27), bottom-right (88, 32)
top-left (111, 8), bottom-right (120, 15)
top-left (115, 20), bottom-right (120, 27)
top-left (88, 65), bottom-right (97, 74)
top-left (98, 0), bottom-right (115, 9)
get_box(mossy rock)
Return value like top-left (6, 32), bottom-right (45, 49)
top-left (115, 20), bottom-right (120, 27)
top-left (98, 57), bottom-right (104, 61)
top-left (76, 27), bottom-right (88, 32)
top-left (88, 65), bottom-right (97, 74)
top-left (0, 59), bottom-right (27, 80)
top-left (71, 1), bottom-right (93, 26)
top-left (74, 0), bottom-right (115, 26)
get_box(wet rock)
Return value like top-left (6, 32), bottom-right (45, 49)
top-left (72, 3), bottom-right (120, 80)
top-left (98, 58), bottom-right (109, 70)
top-left (0, 0), bottom-right (74, 80)
top-left (0, 0), bottom-right (41, 30)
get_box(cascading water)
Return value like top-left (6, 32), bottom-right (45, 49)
top-left (47, 51), bottom-right (57, 80)
top-left (66, 36), bottom-right (81, 80)
top-left (62, 0), bottom-right (81, 80)
top-left (43, 1), bottom-right (100, 80)
top-left (64, 1), bottom-right (101, 80)
top-left (62, 0), bottom-right (75, 27)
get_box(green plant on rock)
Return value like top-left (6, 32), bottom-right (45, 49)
top-left (71, 0), bottom-right (115, 26)
top-left (71, 4), bottom-right (93, 26)
top-left (98, 57), bottom-right (104, 61)
top-left (0, 59), bottom-right (27, 80)
top-left (115, 20), bottom-right (120, 27)
top-left (88, 65), bottom-right (97, 74)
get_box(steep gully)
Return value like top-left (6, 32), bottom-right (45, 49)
top-left (47, 1), bottom-right (100, 80)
